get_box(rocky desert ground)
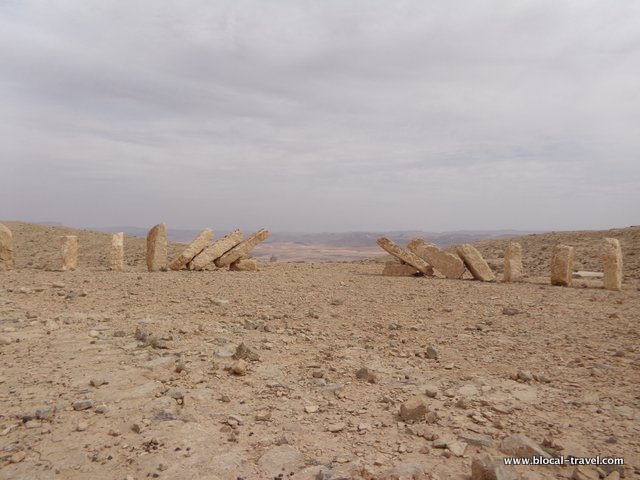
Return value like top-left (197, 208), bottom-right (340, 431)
top-left (1, 222), bottom-right (639, 480)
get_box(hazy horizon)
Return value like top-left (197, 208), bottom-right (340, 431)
top-left (2, 1), bottom-right (639, 232)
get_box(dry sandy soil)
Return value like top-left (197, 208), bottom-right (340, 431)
top-left (1, 222), bottom-right (639, 480)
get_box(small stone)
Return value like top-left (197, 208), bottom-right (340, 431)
top-left (377, 463), bottom-right (425, 480)
top-left (502, 307), bottom-right (520, 316)
top-left (166, 388), bottom-right (184, 403)
top-left (231, 359), bottom-right (248, 376)
top-left (0, 336), bottom-right (13, 345)
top-left (312, 370), bottom-right (324, 378)
top-left (88, 330), bottom-right (100, 338)
top-left (499, 434), bottom-right (550, 459)
top-left (327, 423), bottom-right (345, 433)
top-left (572, 465), bottom-right (600, 480)
top-left (448, 440), bottom-right (467, 457)
top-left (305, 405), bottom-right (319, 413)
top-left (10, 451), bottom-right (26, 463)
top-left (517, 371), bottom-right (534, 382)
top-left (399, 396), bottom-right (427, 422)
top-left (424, 385), bottom-right (438, 398)
top-left (76, 421), bottom-right (88, 432)
top-left (232, 342), bottom-right (260, 361)
top-left (35, 406), bottom-right (54, 419)
top-left (229, 258), bottom-right (258, 272)
top-left (459, 432), bottom-right (493, 447)
top-left (356, 367), bottom-right (377, 383)
top-left (471, 453), bottom-right (517, 480)
top-left (425, 345), bottom-right (438, 360)
top-left (72, 399), bottom-right (93, 411)
top-left (95, 404), bottom-right (108, 414)
top-left (212, 298), bottom-right (230, 306)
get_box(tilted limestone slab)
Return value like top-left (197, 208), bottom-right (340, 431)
top-left (146, 223), bottom-right (167, 272)
top-left (382, 263), bottom-right (420, 277)
top-left (503, 242), bottom-right (523, 282)
top-left (377, 237), bottom-right (433, 276)
top-left (109, 232), bottom-right (124, 271)
top-left (61, 235), bottom-right (78, 271)
top-left (230, 258), bottom-right (258, 272)
top-left (407, 238), bottom-right (465, 279)
top-left (170, 228), bottom-right (214, 271)
top-left (550, 244), bottom-right (574, 287)
top-left (0, 223), bottom-right (14, 271)
top-left (215, 229), bottom-right (269, 268)
top-left (602, 238), bottom-right (623, 291)
top-left (188, 229), bottom-right (244, 270)
top-left (456, 244), bottom-right (495, 282)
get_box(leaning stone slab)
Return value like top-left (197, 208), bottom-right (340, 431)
top-left (382, 263), bottom-right (420, 277)
top-left (109, 232), bottom-right (124, 271)
top-left (503, 242), bottom-right (523, 282)
top-left (602, 238), bottom-right (623, 291)
top-left (188, 229), bottom-right (243, 270)
top-left (215, 229), bottom-right (269, 268)
top-left (230, 258), bottom-right (258, 272)
top-left (407, 238), bottom-right (464, 279)
top-left (550, 244), bottom-right (574, 287)
top-left (456, 244), bottom-right (495, 282)
top-left (0, 223), bottom-right (14, 271)
top-left (146, 223), bottom-right (167, 272)
top-left (61, 235), bottom-right (78, 271)
top-left (377, 238), bottom-right (433, 276)
top-left (169, 228), bottom-right (214, 271)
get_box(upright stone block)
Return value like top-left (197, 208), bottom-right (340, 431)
top-left (377, 238), bottom-right (434, 276)
top-left (146, 223), bottom-right (167, 272)
top-left (407, 238), bottom-right (465, 279)
top-left (169, 228), bottom-right (214, 271)
top-left (230, 258), bottom-right (258, 272)
top-left (109, 232), bottom-right (124, 271)
top-left (503, 242), bottom-right (523, 282)
top-left (188, 229), bottom-right (244, 270)
top-left (0, 223), bottom-right (14, 271)
top-left (215, 229), bottom-right (269, 268)
top-left (456, 244), bottom-right (495, 282)
top-left (602, 238), bottom-right (623, 291)
top-left (382, 262), bottom-right (419, 277)
top-left (61, 235), bottom-right (78, 271)
top-left (550, 244), bottom-right (574, 286)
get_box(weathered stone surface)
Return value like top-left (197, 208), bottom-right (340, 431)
top-left (499, 434), bottom-right (550, 459)
top-left (471, 454), bottom-right (518, 480)
top-left (0, 223), bottom-right (14, 271)
top-left (377, 238), bottom-right (434, 276)
top-left (399, 396), bottom-right (427, 422)
top-left (602, 238), bottom-right (623, 291)
top-left (503, 242), bottom-right (523, 282)
top-left (550, 244), bottom-right (574, 286)
top-left (215, 229), bottom-right (269, 268)
top-left (146, 223), bottom-right (167, 272)
top-left (169, 228), bottom-right (213, 271)
top-left (109, 232), bottom-right (124, 271)
top-left (571, 466), bottom-right (600, 480)
top-left (61, 235), bottom-right (78, 271)
top-left (257, 445), bottom-right (304, 476)
top-left (188, 229), bottom-right (243, 270)
top-left (377, 463), bottom-right (426, 480)
top-left (230, 258), bottom-right (258, 272)
top-left (456, 244), bottom-right (495, 282)
top-left (407, 238), bottom-right (465, 279)
top-left (382, 263), bottom-right (419, 277)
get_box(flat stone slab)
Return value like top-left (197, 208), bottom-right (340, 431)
top-left (503, 242), bottom-right (523, 282)
top-left (382, 263), bottom-right (420, 277)
top-left (377, 237), bottom-right (433, 276)
top-left (407, 238), bottom-right (465, 279)
top-left (456, 244), bottom-right (495, 281)
top-left (146, 223), bottom-right (167, 272)
top-left (602, 238), bottom-right (623, 291)
top-left (61, 235), bottom-right (78, 271)
top-left (215, 229), bottom-right (269, 268)
top-left (188, 229), bottom-right (243, 270)
top-left (572, 271), bottom-right (604, 279)
top-left (230, 258), bottom-right (258, 271)
top-left (550, 244), bottom-right (574, 286)
top-left (169, 228), bottom-right (214, 271)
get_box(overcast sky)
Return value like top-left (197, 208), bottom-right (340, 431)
top-left (1, 1), bottom-right (638, 232)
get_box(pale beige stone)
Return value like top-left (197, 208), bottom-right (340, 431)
top-left (377, 238), bottom-right (434, 276)
top-left (169, 228), bottom-right (214, 271)
top-left (61, 235), bottom-right (78, 271)
top-left (146, 223), bottom-right (167, 272)
top-left (109, 232), bottom-right (124, 272)
top-left (503, 242), bottom-right (523, 282)
top-left (550, 244), bottom-right (574, 286)
top-left (229, 258), bottom-right (258, 272)
top-left (188, 229), bottom-right (243, 270)
top-left (382, 263), bottom-right (420, 277)
top-left (602, 238), bottom-right (623, 291)
top-left (215, 229), bottom-right (269, 268)
top-left (456, 244), bottom-right (495, 282)
top-left (0, 223), bottom-right (14, 271)
top-left (407, 238), bottom-right (465, 279)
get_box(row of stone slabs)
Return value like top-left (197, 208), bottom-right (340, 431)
top-left (377, 237), bottom-right (624, 291)
top-left (0, 222), bottom-right (269, 273)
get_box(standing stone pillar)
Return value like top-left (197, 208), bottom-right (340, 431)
top-left (602, 238), bottom-right (623, 291)
top-left (146, 223), bottom-right (167, 272)
top-left (61, 235), bottom-right (78, 271)
top-left (550, 244), bottom-right (574, 286)
top-left (0, 223), bottom-right (14, 271)
top-left (503, 242), bottom-right (523, 282)
top-left (109, 232), bottom-right (124, 271)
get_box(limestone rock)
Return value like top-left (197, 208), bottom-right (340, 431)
top-left (407, 238), bottom-right (465, 279)
top-left (377, 238), bottom-right (434, 276)
top-left (471, 454), bottom-right (518, 480)
top-left (571, 466), bottom-right (600, 480)
top-left (550, 244), bottom-right (574, 286)
top-left (61, 235), bottom-right (78, 271)
top-left (399, 396), bottom-right (427, 422)
top-left (377, 463), bottom-right (426, 480)
top-left (499, 434), bottom-right (550, 459)
top-left (503, 242), bottom-right (523, 282)
top-left (146, 223), bottom-right (167, 272)
top-left (230, 258), bottom-right (258, 272)
top-left (170, 228), bottom-right (214, 271)
top-left (382, 263), bottom-right (419, 277)
top-left (188, 229), bottom-right (243, 270)
top-left (456, 244), bottom-right (495, 281)
top-left (109, 232), bottom-right (124, 271)
top-left (0, 223), bottom-right (14, 271)
top-left (602, 238), bottom-right (623, 291)
top-left (215, 229), bottom-right (269, 268)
